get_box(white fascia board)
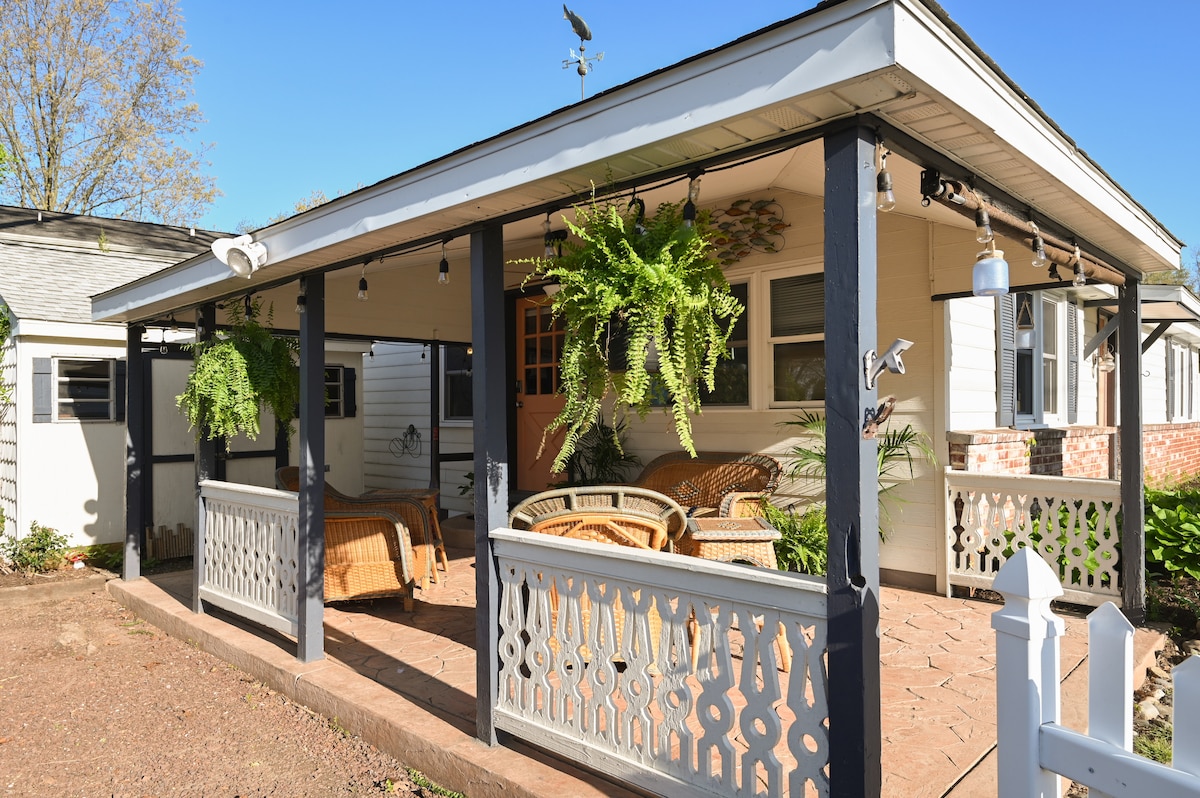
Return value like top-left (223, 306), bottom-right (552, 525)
top-left (892, 0), bottom-right (1180, 271)
top-left (95, 0), bottom-right (898, 322)
top-left (13, 318), bottom-right (128, 343)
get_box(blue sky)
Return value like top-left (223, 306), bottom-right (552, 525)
top-left (182, 1), bottom-right (1198, 266)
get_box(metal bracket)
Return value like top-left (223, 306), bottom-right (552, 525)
top-left (862, 395), bottom-right (896, 439)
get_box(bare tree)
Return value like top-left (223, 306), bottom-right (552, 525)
top-left (0, 0), bottom-right (217, 224)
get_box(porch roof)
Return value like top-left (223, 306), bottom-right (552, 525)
top-left (92, 0), bottom-right (1183, 339)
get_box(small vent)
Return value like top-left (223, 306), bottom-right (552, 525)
top-left (762, 104), bottom-right (817, 131)
top-left (888, 101), bottom-right (947, 123)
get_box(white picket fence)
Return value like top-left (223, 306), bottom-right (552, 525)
top-left (992, 549), bottom-right (1200, 797)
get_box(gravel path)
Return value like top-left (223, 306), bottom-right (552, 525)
top-left (0, 581), bottom-right (435, 797)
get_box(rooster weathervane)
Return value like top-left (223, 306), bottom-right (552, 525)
top-left (562, 5), bottom-right (603, 101)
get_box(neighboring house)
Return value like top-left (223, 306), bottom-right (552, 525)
top-left (0, 205), bottom-right (369, 550)
top-left (0, 206), bottom-right (220, 547)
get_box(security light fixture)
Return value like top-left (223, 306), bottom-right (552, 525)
top-left (211, 235), bottom-right (268, 279)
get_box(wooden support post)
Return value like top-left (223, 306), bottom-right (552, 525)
top-left (1118, 279), bottom-right (1145, 624)
top-left (123, 324), bottom-right (145, 582)
top-left (470, 224), bottom-right (506, 745)
top-left (297, 274), bottom-right (326, 663)
top-left (823, 123), bottom-right (882, 798)
top-left (193, 303), bottom-right (217, 613)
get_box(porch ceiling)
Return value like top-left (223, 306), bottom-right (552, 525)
top-left (92, 0), bottom-right (1181, 340)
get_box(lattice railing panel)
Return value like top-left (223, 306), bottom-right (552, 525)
top-left (945, 468), bottom-right (1121, 606)
top-left (198, 481), bottom-right (300, 635)
top-left (492, 529), bottom-right (829, 798)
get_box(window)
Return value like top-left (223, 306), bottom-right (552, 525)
top-left (322, 365), bottom-right (356, 419)
top-left (324, 367), bottom-right (344, 417)
top-left (768, 272), bottom-right (824, 404)
top-left (701, 281), bottom-right (749, 406)
top-left (55, 359), bottom-right (114, 420)
top-left (998, 292), bottom-right (1078, 428)
top-left (1167, 339), bottom-right (1195, 421)
top-left (443, 344), bottom-right (473, 421)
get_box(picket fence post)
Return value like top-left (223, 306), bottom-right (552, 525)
top-left (992, 548), bottom-right (1064, 798)
top-left (1177, 657), bottom-right (1200, 776)
top-left (1088, 602), bottom-right (1133, 798)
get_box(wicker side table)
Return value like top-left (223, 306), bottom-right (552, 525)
top-left (679, 516), bottom-right (780, 569)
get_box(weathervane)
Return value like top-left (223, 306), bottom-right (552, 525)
top-left (562, 5), bottom-right (602, 101)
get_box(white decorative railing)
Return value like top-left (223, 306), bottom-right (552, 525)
top-left (491, 528), bottom-right (829, 798)
top-left (993, 549), bottom-right (1200, 797)
top-left (197, 480), bottom-right (300, 636)
top-left (945, 468), bottom-right (1122, 606)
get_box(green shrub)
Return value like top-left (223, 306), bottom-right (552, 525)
top-left (764, 501), bottom-right (828, 576)
top-left (1145, 488), bottom-right (1200, 580)
top-left (1, 521), bottom-right (69, 574)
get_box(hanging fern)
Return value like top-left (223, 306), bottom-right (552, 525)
top-left (517, 197), bottom-right (743, 472)
top-left (177, 299), bottom-right (299, 445)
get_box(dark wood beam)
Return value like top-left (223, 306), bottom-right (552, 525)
top-left (123, 325), bottom-right (145, 582)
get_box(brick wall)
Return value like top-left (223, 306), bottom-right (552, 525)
top-left (949, 423), bottom-right (1200, 484)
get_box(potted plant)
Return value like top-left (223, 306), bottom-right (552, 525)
top-left (518, 196), bottom-right (744, 473)
top-left (177, 299), bottom-right (299, 445)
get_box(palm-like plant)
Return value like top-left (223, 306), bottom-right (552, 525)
top-left (780, 409), bottom-right (937, 538)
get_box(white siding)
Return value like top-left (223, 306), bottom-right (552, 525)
top-left (0, 334), bottom-right (15, 531)
top-left (1142, 336), bottom-right (1169, 425)
top-left (363, 343), bottom-right (473, 516)
top-left (946, 295), bottom-right (1000, 431)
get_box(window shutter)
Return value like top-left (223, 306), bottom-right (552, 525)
top-left (1167, 340), bottom-right (1176, 420)
top-left (1066, 303), bottom-right (1079, 424)
top-left (343, 367), bottom-right (356, 418)
top-left (996, 295), bottom-right (1016, 427)
top-left (32, 357), bottom-right (52, 423)
top-left (114, 359), bottom-right (127, 423)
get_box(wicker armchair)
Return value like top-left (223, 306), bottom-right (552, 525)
top-left (276, 467), bottom-right (446, 591)
top-left (508, 486), bottom-right (687, 665)
top-left (631, 451), bottom-right (782, 518)
top-left (323, 510), bottom-right (416, 610)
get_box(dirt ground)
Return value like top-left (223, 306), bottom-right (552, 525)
top-left (0, 571), bottom-right (437, 798)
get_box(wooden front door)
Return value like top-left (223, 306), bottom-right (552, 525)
top-left (515, 296), bottom-right (566, 492)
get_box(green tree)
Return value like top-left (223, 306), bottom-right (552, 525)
top-left (0, 0), bottom-right (216, 224)
top-left (1145, 246), bottom-right (1200, 294)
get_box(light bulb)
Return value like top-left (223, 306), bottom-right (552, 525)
top-left (974, 206), bottom-right (993, 244)
top-left (438, 257), bottom-right (450, 285)
top-left (1031, 235), bottom-right (1048, 268)
top-left (357, 276), bottom-right (369, 301)
top-left (1072, 263), bottom-right (1086, 287)
top-left (295, 294), bottom-right (307, 314)
top-left (876, 169), bottom-right (896, 212)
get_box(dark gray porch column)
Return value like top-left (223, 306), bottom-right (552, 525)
top-left (470, 224), bottom-right (506, 745)
top-left (123, 324), bottom-right (145, 581)
top-left (193, 303), bottom-right (217, 613)
top-left (1119, 279), bottom-right (1145, 623)
top-left (823, 124), bottom-right (882, 798)
top-left (297, 274), bottom-right (326, 662)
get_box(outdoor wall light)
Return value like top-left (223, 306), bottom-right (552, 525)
top-left (357, 262), bottom-right (369, 302)
top-left (972, 241), bottom-right (1009, 297)
top-left (211, 235), bottom-right (268, 279)
top-left (438, 238), bottom-right (451, 285)
top-left (876, 148), bottom-right (896, 212)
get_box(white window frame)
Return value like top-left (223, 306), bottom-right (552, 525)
top-left (324, 365), bottom-right (345, 418)
top-left (1167, 338), bottom-right (1195, 422)
top-left (1012, 290), bottom-right (1073, 429)
top-left (54, 357), bottom-right (114, 422)
top-left (441, 343), bottom-right (473, 425)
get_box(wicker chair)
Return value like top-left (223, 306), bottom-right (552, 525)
top-left (630, 451), bottom-right (783, 520)
top-left (508, 486), bottom-right (687, 665)
top-left (276, 467), bottom-right (446, 591)
top-left (323, 510), bottom-right (416, 610)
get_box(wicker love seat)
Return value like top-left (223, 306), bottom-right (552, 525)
top-left (630, 451), bottom-right (783, 519)
top-left (323, 510), bottom-right (418, 610)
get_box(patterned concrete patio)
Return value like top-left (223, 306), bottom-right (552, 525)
top-left (110, 544), bottom-right (1164, 798)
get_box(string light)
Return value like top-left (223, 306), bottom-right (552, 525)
top-left (974, 204), bottom-right (993, 244)
top-left (1030, 220), bottom-right (1048, 268)
top-left (682, 171), bottom-right (702, 228)
top-left (357, 262), bottom-right (369, 301)
top-left (876, 144), bottom-right (896, 212)
top-left (438, 238), bottom-right (450, 285)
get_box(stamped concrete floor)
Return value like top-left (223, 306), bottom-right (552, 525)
top-left (111, 548), bottom-right (1164, 798)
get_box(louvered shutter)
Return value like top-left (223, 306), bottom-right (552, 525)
top-left (997, 295), bottom-right (1016, 427)
top-left (343, 367), bottom-right (356, 418)
top-left (1066, 303), bottom-right (1078, 424)
top-left (114, 360), bottom-right (127, 423)
top-left (32, 358), bottom-right (52, 423)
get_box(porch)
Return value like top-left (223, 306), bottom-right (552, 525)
top-left (107, 535), bottom-right (1165, 798)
